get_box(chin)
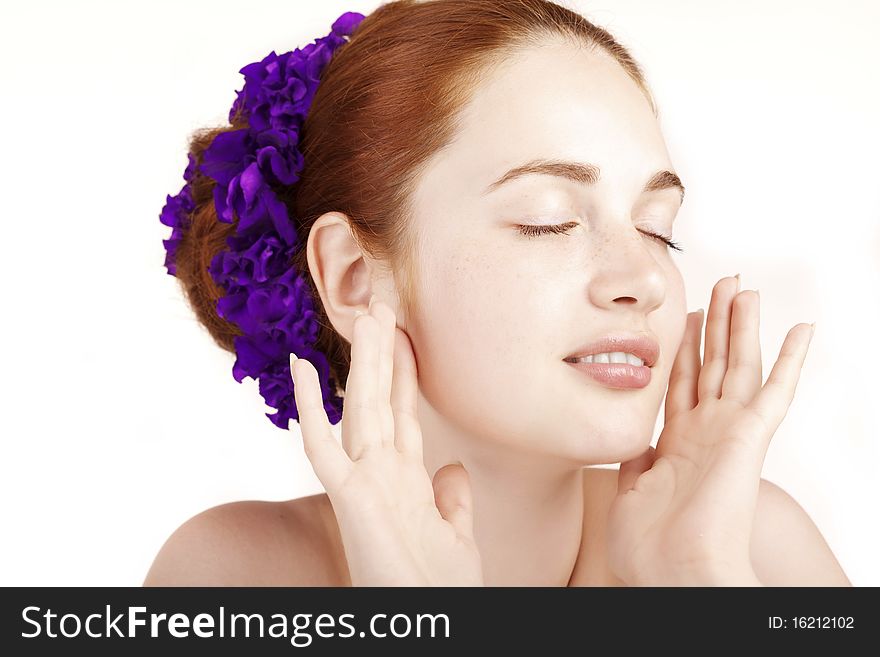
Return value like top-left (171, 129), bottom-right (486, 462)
top-left (565, 423), bottom-right (654, 466)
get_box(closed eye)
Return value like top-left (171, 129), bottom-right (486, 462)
top-left (515, 221), bottom-right (684, 252)
top-left (516, 221), bottom-right (580, 238)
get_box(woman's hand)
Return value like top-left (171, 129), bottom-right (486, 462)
top-left (606, 275), bottom-right (815, 586)
top-left (289, 295), bottom-right (484, 586)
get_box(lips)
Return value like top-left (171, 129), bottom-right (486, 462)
top-left (564, 334), bottom-right (660, 368)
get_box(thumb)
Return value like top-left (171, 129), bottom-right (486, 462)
top-left (432, 462), bottom-right (476, 541)
top-left (617, 445), bottom-right (657, 496)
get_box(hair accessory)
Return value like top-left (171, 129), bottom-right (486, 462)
top-left (159, 10), bottom-right (365, 429)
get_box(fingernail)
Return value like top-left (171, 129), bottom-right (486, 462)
top-left (369, 293), bottom-right (377, 309)
top-left (810, 322), bottom-right (816, 338)
top-left (734, 273), bottom-right (741, 293)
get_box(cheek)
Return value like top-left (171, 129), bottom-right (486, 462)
top-left (408, 249), bottom-right (545, 431)
top-left (422, 245), bottom-right (557, 358)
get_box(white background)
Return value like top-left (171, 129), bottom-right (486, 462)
top-left (1, 0), bottom-right (877, 586)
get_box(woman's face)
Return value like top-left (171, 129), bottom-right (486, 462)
top-left (405, 41), bottom-right (688, 465)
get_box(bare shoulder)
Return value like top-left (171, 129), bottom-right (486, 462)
top-left (143, 493), bottom-right (351, 587)
top-left (750, 478), bottom-right (851, 586)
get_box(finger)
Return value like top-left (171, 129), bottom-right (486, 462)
top-left (432, 463), bottom-right (476, 542)
top-left (697, 275), bottom-right (740, 401)
top-left (664, 309), bottom-right (704, 424)
top-left (370, 295), bottom-right (397, 446)
top-left (341, 309), bottom-right (382, 460)
top-left (290, 354), bottom-right (353, 492)
top-left (721, 289), bottom-right (763, 404)
top-left (370, 295), bottom-right (396, 447)
top-left (746, 323), bottom-right (814, 444)
top-left (390, 326), bottom-right (424, 461)
top-left (617, 446), bottom-right (657, 495)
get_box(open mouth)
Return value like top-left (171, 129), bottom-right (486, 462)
top-left (564, 334), bottom-right (659, 369)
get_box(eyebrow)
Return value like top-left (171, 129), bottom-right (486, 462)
top-left (483, 159), bottom-right (685, 204)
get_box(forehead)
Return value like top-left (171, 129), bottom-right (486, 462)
top-left (423, 41), bottom-right (669, 199)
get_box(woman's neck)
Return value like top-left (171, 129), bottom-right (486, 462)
top-left (418, 400), bottom-right (587, 587)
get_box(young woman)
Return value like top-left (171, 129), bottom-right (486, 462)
top-left (146, 0), bottom-right (850, 587)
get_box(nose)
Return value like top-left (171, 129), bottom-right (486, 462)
top-left (586, 224), bottom-right (666, 314)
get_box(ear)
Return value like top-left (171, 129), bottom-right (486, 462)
top-left (305, 211), bottom-right (378, 343)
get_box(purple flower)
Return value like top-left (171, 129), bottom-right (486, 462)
top-left (162, 227), bottom-right (184, 276)
top-left (160, 10), bottom-right (365, 430)
top-left (236, 51), bottom-right (309, 133)
top-left (331, 11), bottom-right (365, 37)
top-left (159, 184), bottom-right (194, 229)
top-left (209, 233), bottom-right (294, 288)
top-left (159, 180), bottom-right (194, 276)
top-left (258, 346), bottom-right (344, 429)
top-left (211, 162), bottom-right (297, 245)
top-left (200, 129), bottom-right (250, 187)
top-left (183, 152), bottom-right (197, 181)
top-left (255, 128), bottom-right (304, 186)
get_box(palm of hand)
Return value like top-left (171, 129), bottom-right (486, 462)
top-left (606, 276), bottom-right (814, 586)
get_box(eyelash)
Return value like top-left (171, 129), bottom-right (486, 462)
top-left (515, 221), bottom-right (684, 252)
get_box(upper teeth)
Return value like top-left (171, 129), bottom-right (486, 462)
top-left (570, 352), bottom-right (644, 366)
